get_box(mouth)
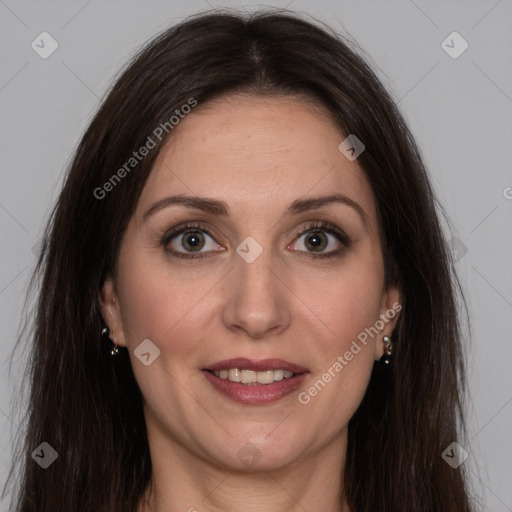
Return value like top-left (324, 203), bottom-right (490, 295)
top-left (202, 358), bottom-right (309, 405)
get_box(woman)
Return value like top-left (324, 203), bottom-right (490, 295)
top-left (5, 9), bottom-right (474, 512)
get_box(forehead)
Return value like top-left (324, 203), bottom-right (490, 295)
top-left (136, 95), bottom-right (377, 226)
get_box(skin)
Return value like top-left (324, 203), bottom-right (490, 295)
top-left (100, 95), bottom-right (401, 512)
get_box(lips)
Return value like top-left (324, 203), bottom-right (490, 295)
top-left (202, 357), bottom-right (309, 405)
top-left (204, 357), bottom-right (308, 374)
top-left (203, 369), bottom-right (309, 405)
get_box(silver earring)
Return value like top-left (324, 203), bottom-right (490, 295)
top-left (101, 326), bottom-right (120, 357)
top-left (381, 335), bottom-right (393, 364)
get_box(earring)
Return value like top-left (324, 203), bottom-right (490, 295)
top-left (381, 335), bottom-right (393, 364)
top-left (101, 326), bottom-right (120, 357)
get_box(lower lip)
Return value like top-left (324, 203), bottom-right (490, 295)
top-left (202, 370), bottom-right (309, 405)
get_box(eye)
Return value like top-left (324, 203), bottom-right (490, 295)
top-left (163, 222), bottom-right (224, 259)
top-left (289, 221), bottom-right (350, 257)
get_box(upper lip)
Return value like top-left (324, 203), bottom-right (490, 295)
top-left (204, 358), bottom-right (308, 373)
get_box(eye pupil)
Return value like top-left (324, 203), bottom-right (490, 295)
top-left (305, 231), bottom-right (327, 252)
top-left (182, 231), bottom-right (205, 251)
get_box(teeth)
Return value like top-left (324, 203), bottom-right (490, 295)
top-left (240, 370), bottom-right (256, 384)
top-left (273, 369), bottom-right (285, 381)
top-left (228, 368), bottom-right (241, 382)
top-left (256, 370), bottom-right (273, 384)
top-left (212, 368), bottom-right (297, 384)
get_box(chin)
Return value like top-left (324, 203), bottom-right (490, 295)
top-left (210, 437), bottom-right (304, 472)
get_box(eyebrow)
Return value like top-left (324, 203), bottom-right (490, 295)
top-left (142, 193), bottom-right (369, 228)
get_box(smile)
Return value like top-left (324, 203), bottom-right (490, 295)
top-left (203, 357), bottom-right (309, 404)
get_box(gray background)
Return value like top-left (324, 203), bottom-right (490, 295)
top-left (1, 0), bottom-right (511, 510)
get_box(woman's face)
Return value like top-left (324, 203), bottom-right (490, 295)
top-left (100, 95), bottom-right (400, 472)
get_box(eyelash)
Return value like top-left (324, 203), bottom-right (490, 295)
top-left (161, 220), bottom-right (351, 260)
top-left (295, 221), bottom-right (351, 259)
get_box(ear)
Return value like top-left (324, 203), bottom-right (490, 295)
top-left (98, 277), bottom-right (127, 347)
top-left (374, 284), bottom-right (402, 360)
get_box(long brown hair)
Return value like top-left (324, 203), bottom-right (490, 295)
top-left (4, 9), bottom-right (474, 511)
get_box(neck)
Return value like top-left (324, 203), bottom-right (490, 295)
top-left (137, 424), bottom-right (351, 512)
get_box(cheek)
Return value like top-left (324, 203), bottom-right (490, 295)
top-left (313, 242), bottom-right (385, 346)
top-left (115, 254), bottom-right (211, 407)
top-left (296, 243), bottom-right (384, 414)
top-left (323, 279), bottom-right (382, 344)
top-left (115, 248), bottom-right (218, 357)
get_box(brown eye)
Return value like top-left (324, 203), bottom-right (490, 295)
top-left (291, 228), bottom-right (345, 255)
top-left (179, 230), bottom-right (206, 252)
top-left (303, 230), bottom-right (328, 252)
top-left (163, 223), bottom-right (224, 259)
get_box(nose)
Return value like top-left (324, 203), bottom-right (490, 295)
top-left (221, 247), bottom-right (292, 339)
